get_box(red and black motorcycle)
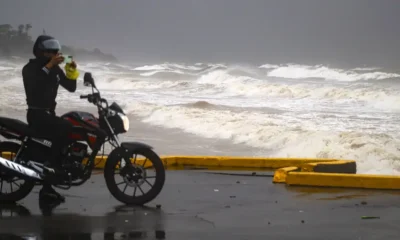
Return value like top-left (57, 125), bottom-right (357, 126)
top-left (0, 72), bottom-right (165, 205)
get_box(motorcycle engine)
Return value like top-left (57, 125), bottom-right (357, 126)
top-left (63, 142), bottom-right (88, 181)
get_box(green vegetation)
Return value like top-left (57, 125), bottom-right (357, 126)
top-left (0, 24), bottom-right (117, 62)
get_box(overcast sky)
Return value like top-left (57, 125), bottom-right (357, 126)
top-left (1, 0), bottom-right (400, 68)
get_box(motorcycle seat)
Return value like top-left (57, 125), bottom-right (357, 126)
top-left (0, 117), bottom-right (51, 140)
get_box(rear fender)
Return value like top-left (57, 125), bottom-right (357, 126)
top-left (0, 127), bottom-right (22, 140)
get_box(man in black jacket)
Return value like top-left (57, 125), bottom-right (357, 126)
top-left (22, 35), bottom-right (80, 202)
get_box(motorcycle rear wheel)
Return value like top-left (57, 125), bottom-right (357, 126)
top-left (0, 141), bottom-right (35, 203)
top-left (104, 147), bottom-right (165, 205)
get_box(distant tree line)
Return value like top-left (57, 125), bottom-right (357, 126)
top-left (0, 24), bottom-right (117, 62)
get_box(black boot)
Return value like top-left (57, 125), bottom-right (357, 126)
top-left (39, 183), bottom-right (65, 203)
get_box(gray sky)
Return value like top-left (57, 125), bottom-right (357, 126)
top-left (1, 0), bottom-right (400, 68)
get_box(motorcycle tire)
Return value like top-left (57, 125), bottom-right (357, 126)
top-left (104, 147), bottom-right (165, 205)
top-left (0, 141), bottom-right (35, 203)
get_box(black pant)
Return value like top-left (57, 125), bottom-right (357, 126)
top-left (27, 109), bottom-right (73, 166)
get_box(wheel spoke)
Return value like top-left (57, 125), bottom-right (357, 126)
top-left (144, 179), bottom-right (153, 188)
top-left (146, 176), bottom-right (156, 179)
top-left (142, 158), bottom-right (147, 167)
top-left (9, 182), bottom-right (13, 192)
top-left (116, 181), bottom-right (125, 186)
top-left (133, 187), bottom-right (137, 197)
top-left (11, 181), bottom-right (20, 188)
top-left (122, 183), bottom-right (128, 193)
top-left (137, 185), bottom-right (145, 195)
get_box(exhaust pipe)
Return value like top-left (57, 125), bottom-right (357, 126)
top-left (0, 156), bottom-right (43, 180)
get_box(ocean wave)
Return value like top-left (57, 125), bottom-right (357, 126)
top-left (133, 63), bottom-right (203, 71)
top-left (0, 66), bottom-right (15, 71)
top-left (175, 100), bottom-right (285, 114)
top-left (180, 100), bottom-right (217, 109)
top-left (2, 61), bottom-right (400, 111)
top-left (77, 67), bottom-right (400, 111)
top-left (193, 70), bottom-right (400, 109)
top-left (352, 67), bottom-right (382, 71)
top-left (259, 63), bottom-right (400, 82)
top-left (124, 101), bottom-right (400, 175)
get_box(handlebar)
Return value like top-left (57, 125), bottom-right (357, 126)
top-left (79, 93), bottom-right (109, 111)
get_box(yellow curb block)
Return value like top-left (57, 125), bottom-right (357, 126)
top-left (83, 156), bottom-right (177, 169)
top-left (286, 172), bottom-right (400, 190)
top-left (166, 156), bottom-right (338, 169)
top-left (272, 160), bottom-right (357, 184)
top-left (89, 155), bottom-right (341, 170)
top-left (301, 160), bottom-right (357, 174)
top-left (0, 152), bottom-right (349, 171)
top-left (273, 167), bottom-right (298, 183)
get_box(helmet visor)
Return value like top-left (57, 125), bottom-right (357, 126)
top-left (40, 39), bottom-right (61, 51)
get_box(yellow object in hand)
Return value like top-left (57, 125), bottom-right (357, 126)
top-left (65, 63), bottom-right (80, 80)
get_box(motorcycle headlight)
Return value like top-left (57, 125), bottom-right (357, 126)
top-left (118, 113), bottom-right (130, 132)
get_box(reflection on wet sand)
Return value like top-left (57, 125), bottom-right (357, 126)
top-left (0, 202), bottom-right (166, 240)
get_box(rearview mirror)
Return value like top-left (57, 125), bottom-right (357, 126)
top-left (83, 72), bottom-right (96, 88)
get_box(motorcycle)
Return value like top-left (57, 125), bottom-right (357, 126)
top-left (0, 72), bottom-right (165, 205)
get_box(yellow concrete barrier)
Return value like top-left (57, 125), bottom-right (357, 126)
top-left (83, 155), bottom-right (340, 170)
top-left (272, 159), bottom-right (357, 184)
top-left (0, 152), bottom-right (341, 170)
top-left (301, 160), bottom-right (357, 174)
top-left (286, 172), bottom-right (400, 190)
top-left (166, 156), bottom-right (338, 169)
top-left (0, 152), bottom-right (12, 160)
top-left (0, 152), bottom-right (352, 172)
top-left (84, 156), bottom-right (177, 169)
top-left (90, 155), bottom-right (343, 170)
top-left (273, 167), bottom-right (298, 183)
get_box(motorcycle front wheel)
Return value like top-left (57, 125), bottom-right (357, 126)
top-left (104, 147), bottom-right (166, 205)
